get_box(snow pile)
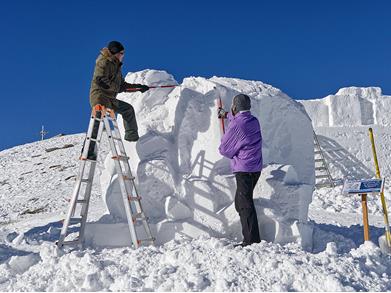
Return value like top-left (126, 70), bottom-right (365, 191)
top-left (86, 69), bottom-right (315, 249)
top-left (0, 237), bottom-right (390, 291)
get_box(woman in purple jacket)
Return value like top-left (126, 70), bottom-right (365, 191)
top-left (218, 94), bottom-right (263, 247)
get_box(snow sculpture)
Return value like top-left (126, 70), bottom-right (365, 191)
top-left (85, 69), bottom-right (315, 250)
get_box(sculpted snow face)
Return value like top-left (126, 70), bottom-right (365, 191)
top-left (91, 69), bottom-right (314, 248)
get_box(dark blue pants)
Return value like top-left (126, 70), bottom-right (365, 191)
top-left (234, 172), bottom-right (261, 244)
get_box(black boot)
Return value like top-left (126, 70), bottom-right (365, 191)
top-left (124, 131), bottom-right (139, 142)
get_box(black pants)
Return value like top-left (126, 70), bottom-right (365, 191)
top-left (88, 99), bottom-right (138, 155)
top-left (235, 172), bottom-right (261, 244)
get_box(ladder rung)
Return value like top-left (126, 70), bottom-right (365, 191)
top-left (123, 175), bottom-right (135, 181)
top-left (316, 175), bottom-right (330, 179)
top-left (88, 137), bottom-right (99, 142)
top-left (109, 136), bottom-right (122, 141)
top-left (132, 213), bottom-right (147, 222)
top-left (314, 151), bottom-right (322, 154)
top-left (112, 155), bottom-right (129, 161)
top-left (104, 115), bottom-right (115, 120)
top-left (69, 217), bottom-right (83, 225)
top-left (128, 196), bottom-right (142, 201)
top-left (61, 239), bottom-right (81, 246)
top-left (137, 237), bottom-right (155, 245)
top-left (315, 159), bottom-right (324, 162)
top-left (315, 167), bottom-right (326, 171)
top-left (76, 199), bottom-right (87, 204)
top-left (81, 178), bottom-right (90, 183)
top-left (80, 157), bottom-right (97, 162)
top-left (316, 183), bottom-right (334, 188)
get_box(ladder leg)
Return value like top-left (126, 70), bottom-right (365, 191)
top-left (58, 109), bottom-right (105, 248)
top-left (103, 114), bottom-right (142, 248)
top-left (58, 161), bottom-right (87, 247)
top-left (78, 162), bottom-right (97, 244)
top-left (78, 112), bottom-right (106, 244)
top-left (110, 114), bottom-right (155, 245)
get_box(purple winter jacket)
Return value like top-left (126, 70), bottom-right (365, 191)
top-left (219, 111), bottom-right (263, 173)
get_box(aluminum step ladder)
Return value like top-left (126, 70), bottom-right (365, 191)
top-left (57, 105), bottom-right (154, 249)
top-left (314, 130), bottom-right (335, 188)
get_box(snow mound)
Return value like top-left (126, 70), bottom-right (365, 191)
top-left (86, 69), bottom-right (315, 248)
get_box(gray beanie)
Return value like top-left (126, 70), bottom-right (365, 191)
top-left (233, 94), bottom-right (251, 112)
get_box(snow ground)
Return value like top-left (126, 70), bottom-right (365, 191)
top-left (1, 84), bottom-right (391, 290)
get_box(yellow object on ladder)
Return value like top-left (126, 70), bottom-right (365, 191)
top-left (368, 128), bottom-right (391, 247)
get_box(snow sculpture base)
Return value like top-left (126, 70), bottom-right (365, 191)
top-left (224, 164), bottom-right (314, 251)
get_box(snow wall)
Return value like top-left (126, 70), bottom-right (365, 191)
top-left (300, 87), bottom-right (391, 127)
top-left (85, 70), bottom-right (315, 250)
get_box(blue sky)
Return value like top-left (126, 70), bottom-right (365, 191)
top-left (0, 0), bottom-right (390, 150)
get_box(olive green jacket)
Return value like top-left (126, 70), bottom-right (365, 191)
top-left (89, 48), bottom-right (129, 108)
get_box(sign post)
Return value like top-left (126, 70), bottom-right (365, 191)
top-left (343, 178), bottom-right (385, 242)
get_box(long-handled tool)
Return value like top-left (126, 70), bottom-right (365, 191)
top-left (125, 85), bottom-right (178, 92)
top-left (368, 127), bottom-right (391, 248)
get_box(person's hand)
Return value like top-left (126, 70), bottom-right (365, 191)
top-left (217, 107), bottom-right (228, 119)
top-left (96, 76), bottom-right (110, 89)
top-left (138, 84), bottom-right (150, 93)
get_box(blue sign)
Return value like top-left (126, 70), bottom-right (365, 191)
top-left (343, 178), bottom-right (385, 194)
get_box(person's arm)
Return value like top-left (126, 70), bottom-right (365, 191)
top-left (94, 59), bottom-right (112, 90)
top-left (219, 123), bottom-right (245, 159)
top-left (120, 79), bottom-right (149, 93)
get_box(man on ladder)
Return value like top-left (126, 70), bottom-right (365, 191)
top-left (57, 41), bottom-right (155, 249)
top-left (87, 40), bottom-right (150, 160)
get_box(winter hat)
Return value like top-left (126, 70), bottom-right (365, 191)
top-left (107, 41), bottom-right (124, 55)
top-left (233, 94), bottom-right (251, 112)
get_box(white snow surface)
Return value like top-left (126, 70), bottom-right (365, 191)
top-left (0, 80), bottom-right (391, 291)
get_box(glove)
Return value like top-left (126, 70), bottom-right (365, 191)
top-left (96, 76), bottom-right (110, 90)
top-left (217, 107), bottom-right (228, 119)
top-left (137, 84), bottom-right (149, 93)
top-left (125, 84), bottom-right (150, 93)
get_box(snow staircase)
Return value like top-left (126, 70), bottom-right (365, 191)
top-left (57, 105), bottom-right (154, 249)
top-left (313, 130), bottom-right (335, 188)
